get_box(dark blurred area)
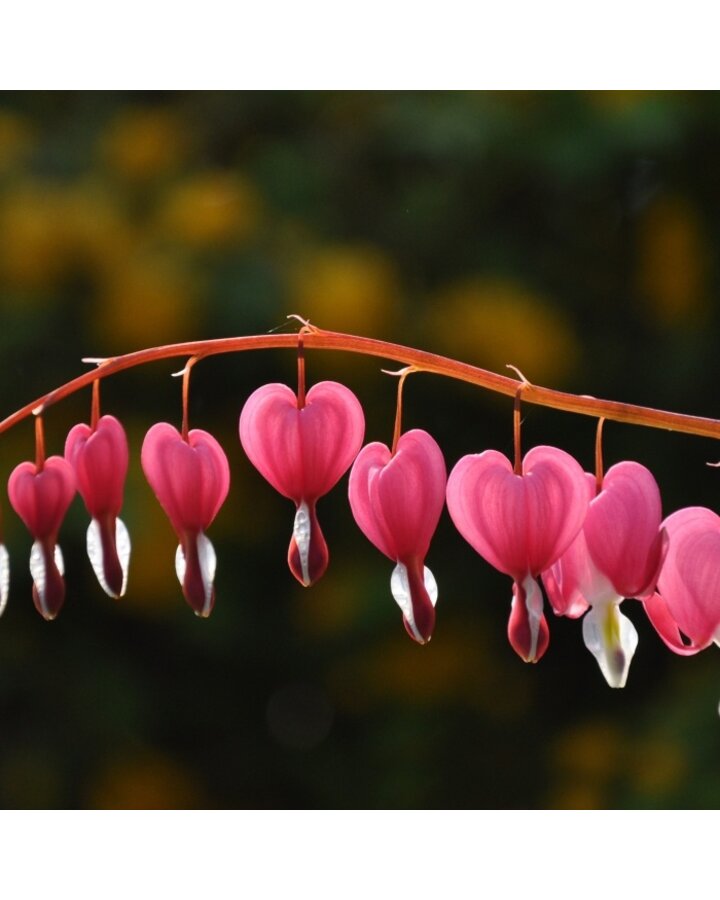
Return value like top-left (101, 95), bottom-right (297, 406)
top-left (0, 90), bottom-right (718, 809)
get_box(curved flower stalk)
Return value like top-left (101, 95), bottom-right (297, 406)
top-left (141, 423), bottom-right (230, 617)
top-left (543, 462), bottom-right (666, 687)
top-left (446, 446), bottom-right (588, 662)
top-left (643, 507), bottom-right (720, 654)
top-left (239, 381), bottom-right (365, 586)
top-left (65, 415), bottom-right (131, 599)
top-left (348, 429), bottom-right (447, 644)
top-left (8, 457), bottom-right (76, 620)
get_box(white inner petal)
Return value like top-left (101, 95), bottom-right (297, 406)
top-left (175, 533), bottom-right (217, 616)
top-left (521, 575), bottom-right (544, 663)
top-left (29, 541), bottom-right (64, 616)
top-left (86, 518), bottom-right (132, 599)
top-left (293, 501), bottom-right (311, 586)
top-left (582, 598), bottom-right (638, 689)
top-left (390, 562), bottom-right (438, 642)
top-left (0, 543), bottom-right (9, 617)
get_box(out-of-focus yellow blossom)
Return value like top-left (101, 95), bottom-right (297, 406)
top-left (289, 245), bottom-right (401, 334)
top-left (99, 107), bottom-right (188, 181)
top-left (156, 171), bottom-right (262, 247)
top-left (426, 276), bottom-right (579, 386)
top-left (626, 738), bottom-right (686, 795)
top-left (0, 110), bottom-right (34, 172)
top-left (92, 252), bottom-right (200, 348)
top-left (87, 752), bottom-right (203, 809)
top-left (636, 195), bottom-right (707, 326)
top-left (551, 720), bottom-right (621, 780)
top-left (586, 90), bottom-right (656, 114)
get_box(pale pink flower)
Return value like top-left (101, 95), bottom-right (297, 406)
top-left (239, 381), bottom-right (364, 586)
top-left (348, 429), bottom-right (447, 644)
top-left (65, 415), bottom-right (131, 599)
top-left (141, 423), bottom-right (229, 617)
top-left (446, 445), bottom-right (588, 662)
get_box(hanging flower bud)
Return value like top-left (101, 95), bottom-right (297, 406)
top-left (65, 415), bottom-right (131, 599)
top-left (643, 506), bottom-right (720, 654)
top-left (348, 429), bottom-right (447, 644)
top-left (239, 381), bottom-right (365, 586)
top-left (141, 423), bottom-right (229, 617)
top-left (446, 445), bottom-right (588, 662)
top-left (543, 462), bottom-right (666, 687)
top-left (8, 457), bottom-right (76, 620)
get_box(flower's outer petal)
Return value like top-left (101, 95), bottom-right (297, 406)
top-left (542, 473), bottom-right (597, 617)
top-left (584, 461), bottom-right (664, 599)
top-left (446, 450), bottom-right (528, 580)
top-left (348, 442), bottom-right (394, 557)
top-left (521, 446), bottom-right (588, 575)
top-left (642, 591), bottom-right (707, 656)
top-left (582, 599), bottom-right (639, 688)
top-left (239, 380), bottom-right (365, 501)
top-left (65, 415), bottom-right (128, 519)
top-left (141, 423), bottom-right (229, 536)
top-left (8, 457), bottom-right (76, 540)
top-left (508, 576), bottom-right (549, 663)
top-left (654, 506), bottom-right (720, 647)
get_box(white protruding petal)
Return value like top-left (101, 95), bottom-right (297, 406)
top-left (293, 501), bottom-right (311, 586)
top-left (175, 533), bottom-right (217, 616)
top-left (29, 542), bottom-right (64, 616)
top-left (521, 575), bottom-right (544, 663)
top-left (0, 544), bottom-right (9, 617)
top-left (582, 599), bottom-right (638, 689)
top-left (86, 518), bottom-right (131, 598)
top-left (390, 563), bottom-right (438, 642)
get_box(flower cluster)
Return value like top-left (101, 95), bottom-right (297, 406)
top-left (2, 369), bottom-right (719, 692)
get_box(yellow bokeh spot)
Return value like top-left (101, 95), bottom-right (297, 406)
top-left (157, 171), bottom-right (262, 247)
top-left (426, 276), bottom-right (579, 386)
top-left (87, 752), bottom-right (203, 809)
top-left (92, 252), bottom-right (200, 349)
top-left (551, 720), bottom-right (621, 780)
top-left (626, 738), bottom-right (686, 795)
top-left (289, 244), bottom-right (401, 334)
top-left (636, 195), bottom-right (707, 325)
top-left (100, 107), bottom-right (188, 180)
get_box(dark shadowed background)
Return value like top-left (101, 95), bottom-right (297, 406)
top-left (0, 90), bottom-right (718, 809)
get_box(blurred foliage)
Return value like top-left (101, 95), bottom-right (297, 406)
top-left (0, 91), bottom-right (720, 809)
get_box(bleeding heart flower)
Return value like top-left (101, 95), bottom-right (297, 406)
top-left (239, 380), bottom-right (365, 586)
top-left (446, 445), bottom-right (588, 662)
top-left (8, 457), bottom-right (76, 620)
top-left (643, 506), bottom-right (720, 654)
top-left (348, 429), bottom-right (447, 644)
top-left (141, 423), bottom-right (229, 617)
top-left (543, 462), bottom-right (666, 687)
top-left (65, 415), bottom-right (131, 599)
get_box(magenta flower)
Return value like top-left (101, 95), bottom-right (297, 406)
top-left (643, 507), bottom-right (720, 654)
top-left (348, 429), bottom-right (447, 644)
top-left (8, 457), bottom-right (76, 620)
top-left (543, 462), bottom-right (666, 687)
top-left (239, 381), bottom-right (365, 586)
top-left (446, 445), bottom-right (588, 662)
top-left (141, 423), bottom-right (230, 617)
top-left (65, 414), bottom-right (131, 599)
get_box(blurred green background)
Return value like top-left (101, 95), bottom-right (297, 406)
top-left (0, 90), bottom-right (718, 809)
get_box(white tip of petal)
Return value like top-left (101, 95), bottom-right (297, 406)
top-left (391, 563), bottom-right (438, 643)
top-left (0, 544), bottom-right (9, 617)
top-left (292, 501), bottom-right (311, 586)
top-left (30, 541), bottom-right (64, 615)
top-left (176, 533), bottom-right (217, 616)
top-left (582, 601), bottom-right (638, 689)
top-left (87, 518), bottom-right (131, 598)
